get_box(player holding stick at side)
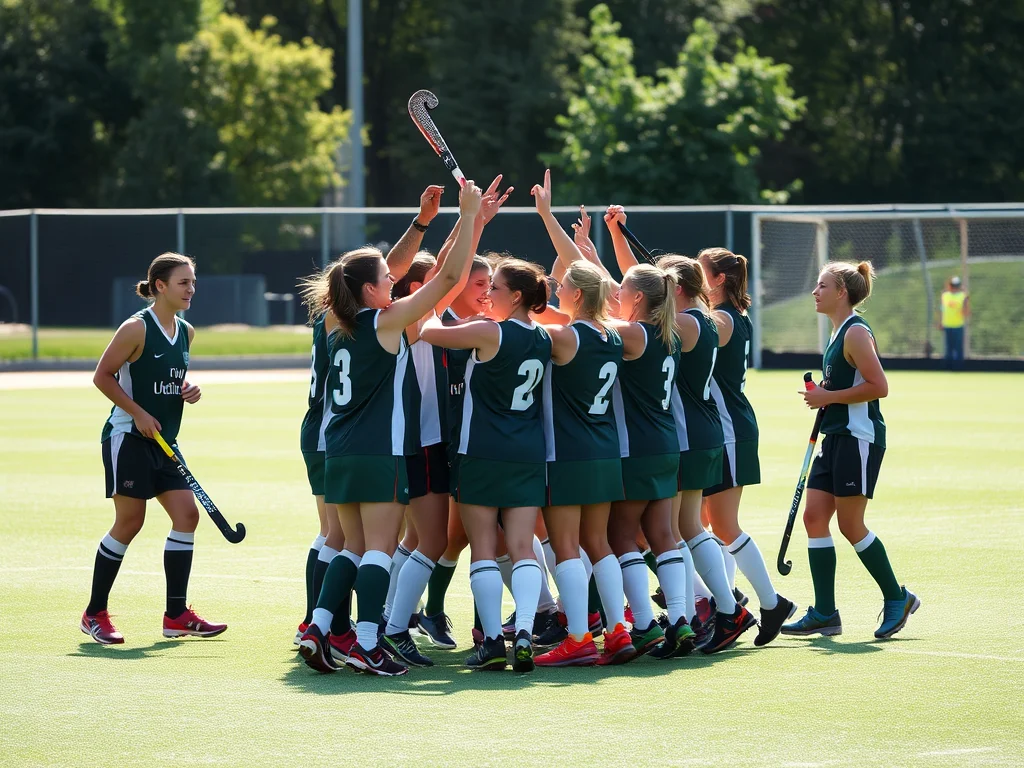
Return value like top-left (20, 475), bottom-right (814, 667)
top-left (83, 252), bottom-right (226, 645)
top-left (782, 261), bottom-right (919, 640)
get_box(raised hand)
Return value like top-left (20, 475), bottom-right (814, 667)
top-left (531, 168), bottom-right (553, 217)
top-left (460, 180), bottom-right (483, 217)
top-left (479, 174), bottom-right (513, 225)
top-left (418, 185), bottom-right (445, 224)
top-left (604, 204), bottom-right (626, 229)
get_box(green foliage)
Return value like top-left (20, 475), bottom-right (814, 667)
top-left (547, 4), bottom-right (804, 205)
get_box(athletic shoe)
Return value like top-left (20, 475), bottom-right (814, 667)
top-left (754, 596), bottom-right (797, 647)
top-left (346, 644), bottom-right (409, 676)
top-left (417, 610), bottom-right (457, 649)
top-left (80, 610), bottom-right (124, 645)
top-left (377, 615), bottom-right (388, 641)
top-left (624, 605), bottom-right (635, 628)
top-left (535, 633), bottom-right (599, 667)
top-left (294, 622), bottom-right (309, 647)
top-left (162, 606), bottom-right (227, 638)
top-left (781, 606), bottom-right (843, 637)
top-left (588, 611), bottom-right (604, 636)
top-left (651, 588), bottom-right (667, 609)
top-left (629, 620), bottom-right (666, 656)
top-left (695, 596), bottom-right (713, 625)
top-left (328, 629), bottom-right (357, 664)
top-left (298, 624), bottom-right (337, 674)
top-left (471, 627), bottom-right (485, 651)
top-left (874, 587), bottom-right (920, 639)
top-left (596, 624), bottom-right (637, 666)
top-left (408, 609), bottom-right (422, 635)
top-left (649, 616), bottom-right (696, 659)
top-left (533, 612), bottom-right (568, 648)
top-left (655, 612), bottom-right (670, 631)
top-left (702, 605), bottom-right (757, 654)
top-left (465, 636), bottom-right (507, 671)
top-left (501, 610), bottom-right (517, 640)
top-left (733, 587), bottom-right (749, 607)
top-left (512, 629), bottom-right (535, 673)
top-left (382, 630), bottom-right (435, 667)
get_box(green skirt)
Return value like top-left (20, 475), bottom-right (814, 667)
top-left (455, 456), bottom-right (546, 508)
top-left (325, 455), bottom-right (409, 505)
top-left (621, 453), bottom-right (679, 501)
top-left (546, 458), bottom-right (624, 506)
top-left (677, 446), bottom-right (724, 492)
top-left (302, 450), bottom-right (326, 497)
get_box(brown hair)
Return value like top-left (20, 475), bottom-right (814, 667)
top-left (823, 260), bottom-right (875, 307)
top-left (495, 257), bottom-right (548, 314)
top-left (136, 252), bottom-right (195, 300)
top-left (622, 264), bottom-right (679, 351)
top-left (470, 255), bottom-right (492, 275)
top-left (563, 261), bottom-right (612, 324)
top-left (698, 247), bottom-right (750, 311)
top-left (393, 251), bottom-right (437, 299)
top-left (299, 247), bottom-right (386, 336)
top-left (657, 254), bottom-right (711, 312)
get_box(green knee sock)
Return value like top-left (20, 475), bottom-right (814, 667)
top-left (642, 549), bottom-right (658, 575)
top-left (856, 535), bottom-right (903, 601)
top-left (355, 560), bottom-right (391, 626)
top-left (316, 554), bottom-right (357, 615)
top-left (425, 558), bottom-right (457, 616)
top-left (808, 539), bottom-right (837, 616)
top-left (303, 545), bottom-right (320, 625)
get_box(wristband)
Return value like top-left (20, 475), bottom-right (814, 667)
top-left (412, 217), bottom-right (429, 233)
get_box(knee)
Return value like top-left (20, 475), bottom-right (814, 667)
top-left (551, 537), bottom-right (578, 564)
top-left (113, 516), bottom-right (145, 542)
top-left (417, 529), bottom-right (448, 562)
top-left (836, 517), bottom-right (867, 545)
top-left (802, 506), bottom-right (829, 533)
top-left (174, 504), bottom-right (200, 533)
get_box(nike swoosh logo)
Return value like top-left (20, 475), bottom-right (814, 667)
top-left (366, 654), bottom-right (384, 669)
top-left (154, 353), bottom-right (165, 359)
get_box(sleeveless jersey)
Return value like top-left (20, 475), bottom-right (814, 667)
top-left (442, 307), bottom-right (474, 447)
top-left (323, 308), bottom-right (411, 458)
top-left (101, 308), bottom-right (190, 443)
top-left (407, 338), bottom-right (447, 448)
top-left (611, 322), bottom-right (680, 458)
top-left (671, 309), bottom-right (724, 452)
top-left (300, 315), bottom-right (332, 453)
top-left (458, 318), bottom-right (552, 463)
top-left (708, 304), bottom-right (758, 444)
top-left (821, 314), bottom-right (886, 448)
top-left (542, 321), bottom-right (624, 462)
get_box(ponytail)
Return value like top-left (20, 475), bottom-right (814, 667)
top-left (564, 261), bottom-right (612, 324)
top-left (622, 264), bottom-right (679, 352)
top-left (658, 254), bottom-right (711, 314)
top-left (326, 247), bottom-right (386, 337)
top-left (823, 260), bottom-right (875, 308)
top-left (698, 247), bottom-right (751, 312)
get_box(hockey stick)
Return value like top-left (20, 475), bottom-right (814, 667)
top-left (777, 372), bottom-right (827, 575)
top-left (616, 221), bottom-right (655, 263)
top-left (408, 90), bottom-right (467, 187)
top-left (153, 431), bottom-right (246, 544)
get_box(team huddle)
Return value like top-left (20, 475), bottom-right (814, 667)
top-left (80, 170), bottom-right (919, 677)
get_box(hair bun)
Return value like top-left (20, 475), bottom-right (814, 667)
top-left (135, 280), bottom-right (151, 299)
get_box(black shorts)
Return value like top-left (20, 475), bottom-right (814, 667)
top-left (807, 434), bottom-right (884, 499)
top-left (406, 443), bottom-right (451, 500)
top-left (102, 432), bottom-right (190, 500)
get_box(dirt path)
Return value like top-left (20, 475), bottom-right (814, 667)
top-left (0, 369), bottom-right (309, 390)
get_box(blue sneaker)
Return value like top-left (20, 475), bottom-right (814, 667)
top-left (875, 587), bottom-right (920, 639)
top-left (780, 605), bottom-right (842, 637)
top-left (417, 610), bottom-right (457, 649)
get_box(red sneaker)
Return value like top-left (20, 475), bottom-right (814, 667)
top-left (163, 606), bottom-right (227, 638)
top-left (294, 622), bottom-right (309, 647)
top-left (535, 632), bottom-right (599, 667)
top-left (624, 606), bottom-right (635, 628)
top-left (471, 627), bottom-right (485, 650)
top-left (81, 610), bottom-right (124, 645)
top-left (587, 611), bottom-right (604, 635)
top-left (328, 629), bottom-right (357, 664)
top-left (596, 623), bottom-right (637, 666)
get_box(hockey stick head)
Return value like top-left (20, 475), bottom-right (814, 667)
top-left (777, 554), bottom-right (793, 576)
top-left (408, 90), bottom-right (448, 156)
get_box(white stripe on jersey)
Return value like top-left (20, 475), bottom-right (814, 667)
top-left (857, 438), bottom-right (870, 493)
top-left (107, 359), bottom-right (135, 437)
top-left (411, 339), bottom-right (442, 447)
top-left (612, 379), bottom-right (629, 458)
top-left (109, 432), bottom-right (125, 487)
top-left (542, 360), bottom-right (555, 462)
top-left (391, 335), bottom-right (410, 456)
top-left (458, 358), bottom-right (477, 455)
top-left (670, 387), bottom-right (689, 453)
top-left (709, 378), bottom-right (736, 445)
top-left (847, 368), bottom-right (875, 443)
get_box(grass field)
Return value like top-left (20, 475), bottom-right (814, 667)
top-left (2, 370), bottom-right (1023, 767)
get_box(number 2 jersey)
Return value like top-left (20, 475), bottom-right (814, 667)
top-left (457, 318), bottom-right (552, 463)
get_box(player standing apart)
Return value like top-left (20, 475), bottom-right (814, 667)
top-left (782, 261), bottom-right (919, 639)
top-left (83, 253), bottom-right (226, 644)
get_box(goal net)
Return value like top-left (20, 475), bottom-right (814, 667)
top-left (751, 212), bottom-right (1024, 363)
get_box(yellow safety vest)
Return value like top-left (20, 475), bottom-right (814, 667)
top-left (941, 291), bottom-right (966, 329)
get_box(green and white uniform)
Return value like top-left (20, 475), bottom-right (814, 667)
top-left (101, 308), bottom-right (191, 500)
top-left (808, 313), bottom-right (886, 498)
top-left (456, 318), bottom-right (552, 507)
top-left (611, 322), bottom-right (680, 501)
top-left (406, 333), bottom-right (451, 498)
top-left (542, 321), bottom-right (624, 506)
top-left (323, 308), bottom-right (411, 505)
top-left (671, 309), bottom-right (724, 491)
top-left (704, 303), bottom-right (760, 495)
top-left (299, 315), bottom-right (332, 495)
top-left (441, 307), bottom-right (473, 493)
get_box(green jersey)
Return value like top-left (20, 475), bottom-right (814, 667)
top-left (821, 314), bottom-right (886, 448)
top-left (442, 308), bottom-right (473, 448)
top-left (409, 338), bottom-right (448, 448)
top-left (101, 308), bottom-right (190, 443)
top-left (300, 314), bottom-right (332, 453)
top-left (671, 308), bottom-right (723, 452)
top-left (708, 304), bottom-right (758, 444)
top-left (457, 318), bottom-right (552, 463)
top-left (542, 321), bottom-right (624, 462)
top-left (611, 322), bottom-right (680, 458)
top-left (323, 308), bottom-right (411, 458)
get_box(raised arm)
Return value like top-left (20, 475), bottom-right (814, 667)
top-left (605, 206), bottom-right (639, 277)
top-left (386, 184), bottom-right (445, 281)
top-left (533, 169), bottom-right (589, 273)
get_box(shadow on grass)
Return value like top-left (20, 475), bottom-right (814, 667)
top-left (68, 638), bottom-right (228, 660)
top-left (783, 635), bottom-right (924, 656)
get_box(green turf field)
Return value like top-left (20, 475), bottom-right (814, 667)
top-left (1, 370), bottom-right (1022, 767)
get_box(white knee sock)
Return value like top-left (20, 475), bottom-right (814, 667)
top-left (470, 560), bottom-right (503, 641)
top-left (721, 544), bottom-right (737, 589)
top-left (533, 537), bottom-right (558, 612)
top-left (688, 532), bottom-right (737, 614)
top-left (655, 550), bottom-right (689, 625)
top-left (619, 552), bottom-right (654, 630)
top-left (383, 544), bottom-right (411, 621)
top-left (592, 554), bottom-right (626, 630)
top-left (674, 540), bottom-right (697, 622)
top-left (385, 550), bottom-right (434, 635)
top-left (729, 532), bottom-right (778, 610)
top-left (511, 559), bottom-right (543, 636)
top-left (553, 558), bottom-right (588, 638)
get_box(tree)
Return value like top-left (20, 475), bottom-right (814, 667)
top-left (548, 4), bottom-right (804, 205)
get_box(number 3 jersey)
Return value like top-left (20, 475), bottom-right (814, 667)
top-left (457, 318), bottom-right (552, 463)
top-left (323, 308), bottom-right (411, 459)
top-left (542, 321), bottom-right (623, 462)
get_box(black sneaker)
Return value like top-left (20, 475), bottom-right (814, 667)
top-left (297, 624), bottom-right (338, 674)
top-left (702, 605), bottom-right (757, 654)
top-left (501, 610), bottom-right (517, 640)
top-left (655, 612), bottom-right (670, 631)
top-left (533, 612), bottom-right (568, 648)
top-left (465, 635), bottom-right (507, 671)
top-left (652, 588), bottom-right (667, 609)
top-left (733, 587), bottom-right (749, 607)
top-left (346, 643), bottom-right (409, 676)
top-left (512, 629), bottom-right (534, 673)
top-left (754, 596), bottom-right (797, 647)
top-left (382, 630), bottom-right (435, 667)
top-left (417, 610), bottom-right (457, 649)
top-left (649, 616), bottom-right (696, 659)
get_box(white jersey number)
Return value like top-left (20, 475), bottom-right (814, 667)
top-left (661, 356), bottom-right (676, 410)
top-left (702, 347), bottom-right (719, 400)
top-left (740, 340), bottom-right (750, 393)
top-left (309, 343), bottom-right (319, 400)
top-left (332, 348), bottom-right (352, 407)
top-left (589, 362), bottom-right (618, 415)
top-left (511, 359), bottom-right (545, 411)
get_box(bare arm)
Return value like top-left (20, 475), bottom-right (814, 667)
top-left (712, 309), bottom-right (733, 347)
top-left (605, 206), bottom-right (638, 277)
top-left (420, 314), bottom-right (501, 362)
top-left (675, 311), bottom-right (701, 354)
top-left (533, 169), bottom-right (589, 272)
top-left (801, 326), bottom-right (888, 408)
top-left (93, 318), bottom-right (163, 438)
top-left (386, 184), bottom-right (444, 281)
top-left (532, 304), bottom-right (571, 325)
top-left (545, 323), bottom-right (579, 365)
top-left (607, 319), bottom-right (647, 361)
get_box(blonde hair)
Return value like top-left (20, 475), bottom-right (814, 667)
top-left (297, 247), bottom-right (384, 335)
top-left (622, 264), bottom-right (679, 351)
top-left (657, 254), bottom-right (711, 312)
top-left (823, 260), bottom-right (875, 307)
top-left (698, 247), bottom-right (750, 311)
top-left (563, 261), bottom-right (612, 324)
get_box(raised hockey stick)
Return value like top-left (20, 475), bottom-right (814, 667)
top-left (616, 221), bottom-right (655, 263)
top-left (408, 90), bottom-right (467, 187)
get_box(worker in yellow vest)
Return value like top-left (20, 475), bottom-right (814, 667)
top-left (938, 276), bottom-right (969, 370)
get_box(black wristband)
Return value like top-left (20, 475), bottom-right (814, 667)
top-left (412, 217), bottom-right (429, 233)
